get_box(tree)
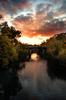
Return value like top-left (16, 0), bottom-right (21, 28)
top-left (46, 33), bottom-right (66, 60)
top-left (0, 35), bottom-right (18, 69)
top-left (0, 22), bottom-right (21, 45)
top-left (9, 26), bottom-right (21, 39)
top-left (0, 22), bottom-right (22, 99)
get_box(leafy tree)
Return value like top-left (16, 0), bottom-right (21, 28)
top-left (46, 33), bottom-right (66, 80)
top-left (46, 33), bottom-right (66, 60)
top-left (9, 26), bottom-right (21, 39)
top-left (0, 22), bottom-right (22, 99)
top-left (0, 22), bottom-right (21, 45)
top-left (0, 35), bottom-right (18, 69)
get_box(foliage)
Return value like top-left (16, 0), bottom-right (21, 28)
top-left (0, 22), bottom-right (22, 98)
top-left (0, 22), bottom-right (21, 42)
top-left (46, 33), bottom-right (66, 60)
top-left (0, 35), bottom-right (18, 68)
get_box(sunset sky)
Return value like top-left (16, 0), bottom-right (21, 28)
top-left (0, 0), bottom-right (66, 44)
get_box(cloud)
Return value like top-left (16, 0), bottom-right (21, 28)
top-left (14, 14), bottom-right (32, 24)
top-left (12, 0), bottom-right (66, 38)
top-left (13, 14), bottom-right (66, 37)
top-left (12, 0), bottom-right (32, 12)
top-left (35, 19), bottom-right (66, 36)
top-left (36, 3), bottom-right (52, 13)
top-left (13, 14), bottom-right (34, 37)
top-left (60, 0), bottom-right (66, 12)
top-left (0, 0), bottom-right (66, 39)
top-left (51, 0), bottom-right (62, 4)
top-left (0, 0), bottom-right (31, 16)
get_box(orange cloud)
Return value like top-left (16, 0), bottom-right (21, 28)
top-left (13, 13), bottom-right (66, 39)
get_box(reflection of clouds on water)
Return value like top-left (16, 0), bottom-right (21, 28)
top-left (17, 57), bottom-right (66, 99)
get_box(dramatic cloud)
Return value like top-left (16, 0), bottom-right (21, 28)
top-left (35, 19), bottom-right (66, 36)
top-left (36, 3), bottom-right (52, 14)
top-left (0, 0), bottom-right (31, 16)
top-left (60, 0), bottom-right (66, 12)
top-left (0, 0), bottom-right (66, 44)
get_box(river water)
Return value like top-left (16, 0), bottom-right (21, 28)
top-left (14, 53), bottom-right (66, 100)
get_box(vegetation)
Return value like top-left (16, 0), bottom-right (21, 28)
top-left (41, 33), bottom-right (66, 61)
top-left (0, 35), bottom-right (18, 68)
top-left (0, 22), bottom-right (22, 100)
top-left (41, 33), bottom-right (66, 80)
top-left (47, 33), bottom-right (66, 61)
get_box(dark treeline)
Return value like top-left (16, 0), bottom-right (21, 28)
top-left (41, 33), bottom-right (66, 80)
top-left (0, 22), bottom-right (22, 100)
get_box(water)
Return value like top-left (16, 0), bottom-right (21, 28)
top-left (16, 53), bottom-right (66, 100)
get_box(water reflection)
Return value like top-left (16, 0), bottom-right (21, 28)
top-left (17, 53), bottom-right (66, 100)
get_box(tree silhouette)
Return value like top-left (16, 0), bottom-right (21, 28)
top-left (0, 22), bottom-right (21, 39)
top-left (0, 22), bottom-right (22, 100)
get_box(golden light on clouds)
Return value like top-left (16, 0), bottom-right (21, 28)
top-left (17, 35), bottom-right (50, 45)
top-left (0, 0), bottom-right (66, 45)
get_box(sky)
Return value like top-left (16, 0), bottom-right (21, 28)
top-left (0, 0), bottom-right (66, 45)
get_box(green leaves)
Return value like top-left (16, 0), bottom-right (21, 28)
top-left (46, 33), bottom-right (66, 60)
top-left (0, 33), bottom-right (18, 69)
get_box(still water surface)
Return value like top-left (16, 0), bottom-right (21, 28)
top-left (17, 53), bottom-right (66, 100)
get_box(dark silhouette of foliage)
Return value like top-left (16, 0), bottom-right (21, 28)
top-left (41, 33), bottom-right (66, 80)
top-left (0, 22), bottom-right (22, 100)
top-left (0, 35), bottom-right (18, 69)
top-left (9, 26), bottom-right (21, 39)
top-left (43, 33), bottom-right (66, 80)
top-left (0, 22), bottom-right (21, 40)
top-left (45, 33), bottom-right (66, 60)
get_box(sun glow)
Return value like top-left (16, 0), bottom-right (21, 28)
top-left (31, 53), bottom-right (39, 61)
top-left (17, 35), bottom-right (49, 45)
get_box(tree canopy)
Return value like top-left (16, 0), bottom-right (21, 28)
top-left (0, 22), bottom-right (22, 98)
top-left (41, 33), bottom-right (66, 60)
